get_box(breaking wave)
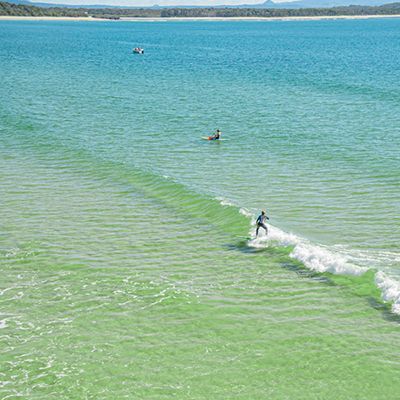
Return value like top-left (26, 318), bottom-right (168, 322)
top-left (217, 197), bottom-right (400, 314)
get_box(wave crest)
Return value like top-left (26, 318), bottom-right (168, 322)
top-left (375, 272), bottom-right (400, 314)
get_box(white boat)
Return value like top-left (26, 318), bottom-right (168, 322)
top-left (133, 47), bottom-right (144, 54)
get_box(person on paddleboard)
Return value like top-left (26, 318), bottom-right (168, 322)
top-left (256, 210), bottom-right (269, 237)
top-left (209, 129), bottom-right (221, 140)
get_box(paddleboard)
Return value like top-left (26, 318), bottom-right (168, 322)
top-left (201, 136), bottom-right (226, 141)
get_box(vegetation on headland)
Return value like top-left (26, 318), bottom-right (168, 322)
top-left (0, 1), bottom-right (87, 16)
top-left (1, 0), bottom-right (400, 18)
top-left (160, 2), bottom-right (400, 17)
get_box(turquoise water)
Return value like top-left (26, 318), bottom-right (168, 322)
top-left (1, 19), bottom-right (400, 398)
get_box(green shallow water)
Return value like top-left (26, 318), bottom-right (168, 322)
top-left (1, 19), bottom-right (400, 398)
top-left (1, 148), bottom-right (400, 399)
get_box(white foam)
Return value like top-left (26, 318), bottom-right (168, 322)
top-left (246, 219), bottom-right (400, 313)
top-left (217, 197), bottom-right (235, 207)
top-left (291, 242), bottom-right (366, 276)
top-left (375, 272), bottom-right (400, 315)
top-left (239, 207), bottom-right (252, 218)
top-left (216, 197), bottom-right (253, 219)
top-left (217, 199), bottom-right (400, 314)
top-left (248, 222), bottom-right (366, 276)
top-left (267, 225), bottom-right (302, 246)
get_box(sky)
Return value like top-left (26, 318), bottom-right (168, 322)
top-left (30, 0), bottom-right (293, 6)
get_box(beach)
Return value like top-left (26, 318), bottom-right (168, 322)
top-left (1, 14), bottom-right (400, 21)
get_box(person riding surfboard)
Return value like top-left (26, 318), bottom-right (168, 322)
top-left (256, 210), bottom-right (269, 237)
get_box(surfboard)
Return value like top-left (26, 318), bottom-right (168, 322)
top-left (201, 136), bottom-right (226, 141)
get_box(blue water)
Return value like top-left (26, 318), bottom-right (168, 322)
top-left (1, 18), bottom-right (400, 399)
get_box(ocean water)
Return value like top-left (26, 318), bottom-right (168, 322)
top-left (0, 18), bottom-right (399, 398)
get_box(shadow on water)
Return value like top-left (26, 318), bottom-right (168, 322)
top-left (226, 239), bottom-right (334, 283)
top-left (367, 297), bottom-right (400, 323)
top-left (225, 240), bottom-right (262, 254)
top-left (226, 239), bottom-right (400, 324)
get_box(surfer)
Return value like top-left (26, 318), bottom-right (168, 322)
top-left (209, 129), bottom-right (221, 140)
top-left (256, 210), bottom-right (269, 237)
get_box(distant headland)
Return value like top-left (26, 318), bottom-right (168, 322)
top-left (1, 0), bottom-right (400, 19)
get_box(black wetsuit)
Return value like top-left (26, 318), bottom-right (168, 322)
top-left (256, 214), bottom-right (269, 236)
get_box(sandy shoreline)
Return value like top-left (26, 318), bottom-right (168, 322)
top-left (1, 14), bottom-right (400, 22)
top-left (0, 16), bottom-right (103, 21)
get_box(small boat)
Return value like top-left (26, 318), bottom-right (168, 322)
top-left (133, 47), bottom-right (144, 54)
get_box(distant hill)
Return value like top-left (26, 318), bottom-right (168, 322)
top-left (1, 0), bottom-right (400, 17)
top-left (4, 0), bottom-right (391, 9)
top-left (258, 0), bottom-right (387, 8)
